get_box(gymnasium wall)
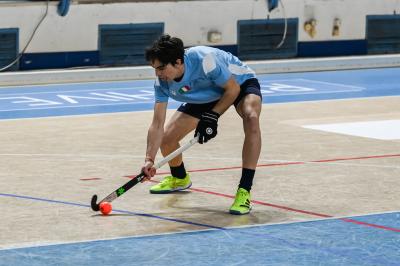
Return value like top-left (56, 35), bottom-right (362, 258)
top-left (0, 0), bottom-right (399, 70)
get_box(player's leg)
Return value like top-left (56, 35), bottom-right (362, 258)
top-left (160, 100), bottom-right (219, 167)
top-left (161, 110), bottom-right (199, 166)
top-left (236, 93), bottom-right (262, 170)
top-left (230, 79), bottom-right (262, 214)
top-left (150, 110), bottom-right (198, 194)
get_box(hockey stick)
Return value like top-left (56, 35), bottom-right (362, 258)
top-left (91, 136), bottom-right (199, 211)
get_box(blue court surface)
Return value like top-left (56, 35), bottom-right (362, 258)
top-left (0, 67), bottom-right (399, 265)
top-left (0, 211), bottom-right (399, 266)
top-left (0, 67), bottom-right (399, 120)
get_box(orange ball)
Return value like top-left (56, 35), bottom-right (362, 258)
top-left (99, 202), bottom-right (112, 215)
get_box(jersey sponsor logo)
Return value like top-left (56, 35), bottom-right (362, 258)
top-left (178, 85), bottom-right (191, 94)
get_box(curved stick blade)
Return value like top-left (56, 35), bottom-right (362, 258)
top-left (91, 194), bottom-right (100, 211)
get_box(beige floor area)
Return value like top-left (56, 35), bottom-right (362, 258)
top-left (1, 96), bottom-right (399, 249)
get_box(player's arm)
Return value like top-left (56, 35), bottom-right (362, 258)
top-left (146, 102), bottom-right (167, 162)
top-left (211, 76), bottom-right (240, 115)
top-left (142, 102), bottom-right (167, 178)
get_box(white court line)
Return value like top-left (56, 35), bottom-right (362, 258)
top-left (0, 78), bottom-right (152, 89)
top-left (261, 89), bottom-right (365, 97)
top-left (296, 78), bottom-right (365, 90)
top-left (0, 108), bottom-right (156, 122)
top-left (259, 78), bottom-right (365, 97)
top-left (0, 101), bottom-right (155, 112)
top-left (0, 87), bottom-right (153, 96)
top-left (261, 78), bottom-right (365, 90)
top-left (0, 94), bottom-right (179, 112)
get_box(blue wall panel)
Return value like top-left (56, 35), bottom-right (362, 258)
top-left (298, 40), bottom-right (367, 57)
top-left (237, 18), bottom-right (298, 60)
top-left (367, 15), bottom-right (400, 54)
top-left (99, 23), bottom-right (164, 66)
top-left (20, 51), bottom-right (98, 70)
top-left (0, 28), bottom-right (18, 71)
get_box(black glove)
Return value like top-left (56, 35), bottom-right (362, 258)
top-left (195, 110), bottom-right (220, 144)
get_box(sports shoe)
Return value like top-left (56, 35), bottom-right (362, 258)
top-left (149, 174), bottom-right (192, 194)
top-left (229, 188), bottom-right (252, 215)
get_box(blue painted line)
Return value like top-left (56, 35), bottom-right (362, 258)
top-left (0, 193), bottom-right (90, 208)
top-left (0, 193), bottom-right (224, 230)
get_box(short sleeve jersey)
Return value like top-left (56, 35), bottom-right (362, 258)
top-left (154, 46), bottom-right (256, 104)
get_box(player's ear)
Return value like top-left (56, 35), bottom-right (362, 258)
top-left (175, 59), bottom-right (183, 66)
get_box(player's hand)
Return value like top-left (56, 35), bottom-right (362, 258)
top-left (195, 110), bottom-right (220, 144)
top-left (141, 158), bottom-right (156, 182)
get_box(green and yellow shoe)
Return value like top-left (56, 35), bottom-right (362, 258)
top-left (229, 188), bottom-right (252, 215)
top-left (150, 174), bottom-right (192, 194)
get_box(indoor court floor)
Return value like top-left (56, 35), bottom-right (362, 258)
top-left (0, 67), bottom-right (399, 265)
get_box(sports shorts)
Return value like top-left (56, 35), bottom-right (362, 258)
top-left (177, 78), bottom-right (262, 119)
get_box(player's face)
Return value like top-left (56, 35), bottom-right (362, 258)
top-left (151, 59), bottom-right (183, 81)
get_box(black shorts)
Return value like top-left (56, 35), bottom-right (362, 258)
top-left (177, 78), bottom-right (262, 119)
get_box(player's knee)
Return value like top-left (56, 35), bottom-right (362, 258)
top-left (243, 110), bottom-right (259, 123)
top-left (242, 111), bottom-right (260, 133)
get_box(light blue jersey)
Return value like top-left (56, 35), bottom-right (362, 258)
top-left (154, 46), bottom-right (256, 104)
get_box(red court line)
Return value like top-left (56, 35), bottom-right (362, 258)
top-left (138, 153), bottom-right (400, 176)
top-left (138, 153), bottom-right (400, 233)
top-left (311, 153), bottom-right (400, 163)
top-left (339, 218), bottom-right (400, 232)
top-left (142, 162), bottom-right (304, 176)
top-left (189, 187), bottom-right (331, 218)
top-left (146, 180), bottom-right (400, 233)
top-left (188, 187), bottom-right (400, 233)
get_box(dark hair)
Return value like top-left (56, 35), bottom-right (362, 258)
top-left (145, 34), bottom-right (185, 65)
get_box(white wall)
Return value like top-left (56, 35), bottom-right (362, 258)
top-left (0, 0), bottom-right (399, 53)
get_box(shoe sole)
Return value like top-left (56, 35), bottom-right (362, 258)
top-left (150, 182), bottom-right (192, 194)
top-left (229, 206), bottom-right (252, 215)
top-left (229, 210), bottom-right (250, 215)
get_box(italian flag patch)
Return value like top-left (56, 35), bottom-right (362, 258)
top-left (179, 85), bottom-right (191, 94)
